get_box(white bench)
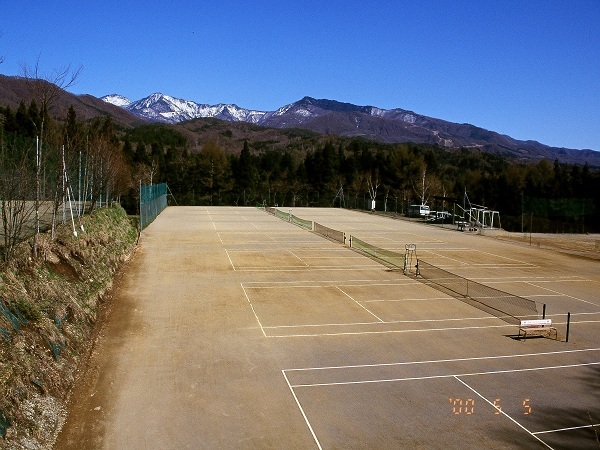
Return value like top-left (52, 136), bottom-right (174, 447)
top-left (519, 319), bottom-right (557, 340)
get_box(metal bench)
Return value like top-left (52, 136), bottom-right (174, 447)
top-left (519, 319), bottom-right (557, 340)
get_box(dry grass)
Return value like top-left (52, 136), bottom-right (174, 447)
top-left (0, 205), bottom-right (137, 449)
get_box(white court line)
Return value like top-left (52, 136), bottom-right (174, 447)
top-left (480, 277), bottom-right (592, 284)
top-left (241, 281), bottom-right (414, 290)
top-left (216, 232), bottom-right (224, 245)
top-left (526, 281), bottom-right (600, 307)
top-left (268, 323), bottom-right (514, 338)
top-left (226, 247), bottom-right (350, 252)
top-left (289, 251), bottom-right (310, 266)
top-left (454, 377), bottom-right (554, 449)
top-left (335, 286), bottom-right (384, 323)
top-left (284, 348), bottom-right (600, 372)
top-left (471, 248), bottom-right (534, 265)
top-left (263, 315), bottom-right (499, 330)
top-left (282, 371), bottom-right (323, 450)
top-left (288, 361), bottom-right (600, 388)
top-left (419, 251), bottom-right (469, 265)
top-left (362, 297), bottom-right (455, 302)
top-left (533, 423), bottom-right (600, 435)
top-left (234, 266), bottom-right (382, 272)
top-left (224, 248), bottom-right (235, 270)
top-left (242, 280), bottom-right (417, 286)
top-left (241, 284), bottom-right (266, 337)
top-left (472, 263), bottom-right (536, 267)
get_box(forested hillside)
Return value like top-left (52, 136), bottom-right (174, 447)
top-left (2, 101), bottom-right (599, 236)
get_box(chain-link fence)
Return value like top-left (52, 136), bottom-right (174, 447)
top-left (140, 183), bottom-right (168, 230)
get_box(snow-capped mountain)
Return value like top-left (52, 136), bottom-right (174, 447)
top-left (102, 93), bottom-right (266, 124)
top-left (100, 92), bottom-right (600, 165)
top-left (101, 94), bottom-right (132, 108)
top-left (102, 93), bottom-right (424, 132)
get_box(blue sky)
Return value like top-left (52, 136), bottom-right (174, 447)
top-left (2, 1), bottom-right (599, 150)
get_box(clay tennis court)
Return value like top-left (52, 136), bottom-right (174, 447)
top-left (56, 206), bottom-right (600, 449)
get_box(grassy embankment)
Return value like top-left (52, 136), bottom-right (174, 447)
top-left (0, 205), bottom-right (138, 449)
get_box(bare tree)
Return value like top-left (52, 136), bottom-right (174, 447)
top-left (21, 58), bottom-right (82, 256)
top-left (367, 172), bottom-right (380, 211)
top-left (412, 164), bottom-right (442, 206)
top-left (0, 138), bottom-right (36, 262)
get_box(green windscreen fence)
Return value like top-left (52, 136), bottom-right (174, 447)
top-left (140, 183), bottom-right (168, 230)
top-left (350, 236), bottom-right (405, 270)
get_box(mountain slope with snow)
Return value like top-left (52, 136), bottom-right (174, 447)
top-left (101, 94), bottom-right (132, 107)
top-left (100, 92), bottom-right (600, 166)
top-left (103, 92), bottom-right (266, 124)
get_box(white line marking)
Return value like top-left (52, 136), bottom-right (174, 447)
top-left (241, 284), bottom-right (266, 337)
top-left (243, 280), bottom-right (418, 287)
top-left (335, 286), bottom-right (384, 322)
top-left (269, 323), bottom-right (514, 338)
top-left (454, 377), bottom-right (554, 449)
top-left (361, 297), bottom-right (454, 302)
top-left (289, 251), bottom-right (310, 266)
top-left (263, 315), bottom-right (498, 330)
top-left (284, 348), bottom-right (600, 372)
top-left (526, 282), bottom-right (599, 306)
top-left (288, 362), bottom-right (600, 388)
top-left (233, 266), bottom-right (382, 272)
top-left (269, 317), bottom-right (600, 337)
top-left (282, 370), bottom-right (323, 450)
top-left (224, 249), bottom-right (236, 271)
top-left (533, 423), bottom-right (600, 435)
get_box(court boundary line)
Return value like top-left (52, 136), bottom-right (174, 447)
top-left (282, 371), bottom-right (323, 450)
top-left (455, 377), bottom-right (554, 449)
top-left (241, 284), bottom-right (266, 337)
top-left (533, 423), bottom-right (600, 435)
top-left (263, 315), bottom-right (501, 330)
top-left (265, 317), bottom-right (598, 338)
top-left (267, 323), bottom-right (515, 338)
top-left (284, 347), bottom-right (600, 373)
top-left (526, 281), bottom-right (600, 307)
top-left (224, 248), bottom-right (236, 271)
top-left (287, 362), bottom-right (600, 388)
top-left (335, 286), bottom-right (384, 322)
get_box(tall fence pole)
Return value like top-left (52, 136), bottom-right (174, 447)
top-left (565, 312), bottom-right (571, 342)
top-left (139, 179), bottom-right (143, 231)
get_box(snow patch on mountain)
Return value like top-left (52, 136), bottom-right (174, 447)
top-left (101, 94), bottom-right (132, 107)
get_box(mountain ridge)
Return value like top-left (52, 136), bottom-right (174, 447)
top-left (101, 92), bottom-right (599, 168)
top-left (0, 74), bottom-right (597, 166)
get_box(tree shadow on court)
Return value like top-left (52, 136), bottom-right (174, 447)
top-left (487, 366), bottom-right (600, 449)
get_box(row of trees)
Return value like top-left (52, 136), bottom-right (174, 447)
top-left (1, 98), bottom-right (130, 262)
top-left (2, 88), bottom-right (599, 263)
top-left (125, 123), bottom-right (599, 233)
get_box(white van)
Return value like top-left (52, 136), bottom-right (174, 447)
top-left (407, 204), bottom-right (430, 217)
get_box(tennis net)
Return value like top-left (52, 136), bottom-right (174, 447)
top-left (350, 236), bottom-right (405, 270)
top-left (314, 222), bottom-right (345, 244)
top-left (291, 214), bottom-right (313, 230)
top-left (416, 259), bottom-right (539, 325)
top-left (275, 209), bottom-right (290, 221)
